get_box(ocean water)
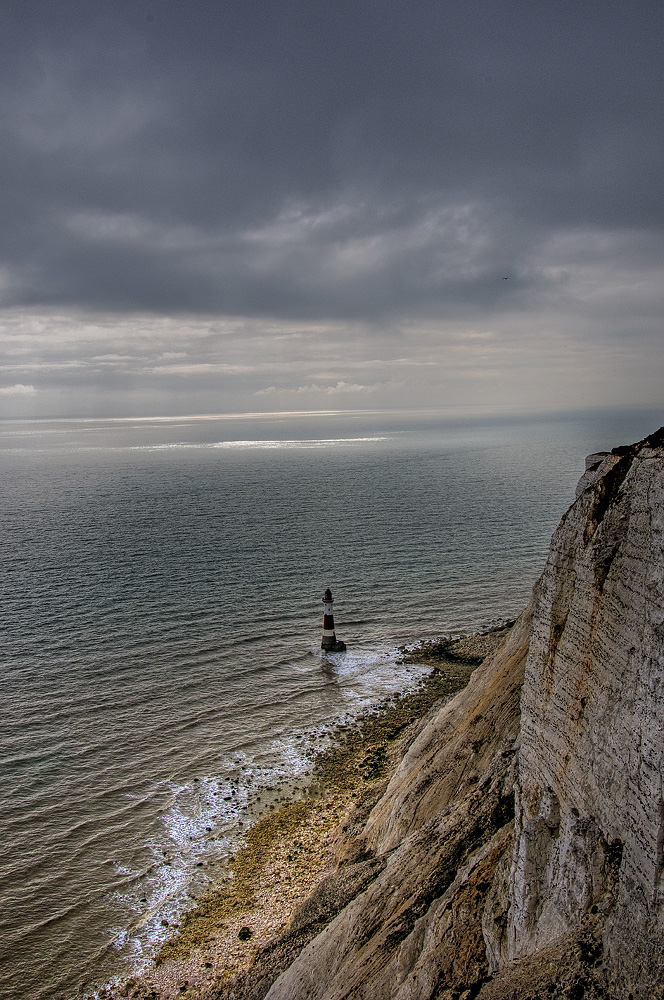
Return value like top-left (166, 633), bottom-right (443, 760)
top-left (0, 410), bottom-right (657, 1000)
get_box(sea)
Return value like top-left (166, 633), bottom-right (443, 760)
top-left (0, 408), bottom-right (658, 1000)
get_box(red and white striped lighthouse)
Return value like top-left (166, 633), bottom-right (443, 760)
top-left (321, 587), bottom-right (346, 652)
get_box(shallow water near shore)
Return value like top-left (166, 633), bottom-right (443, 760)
top-left (0, 410), bottom-right (654, 1000)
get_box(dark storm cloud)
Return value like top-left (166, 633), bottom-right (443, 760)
top-left (1, 0), bottom-right (663, 319)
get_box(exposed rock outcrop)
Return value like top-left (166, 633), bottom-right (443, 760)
top-left (227, 429), bottom-right (664, 1000)
top-left (574, 451), bottom-right (611, 497)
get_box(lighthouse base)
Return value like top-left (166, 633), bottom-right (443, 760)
top-left (321, 636), bottom-right (346, 652)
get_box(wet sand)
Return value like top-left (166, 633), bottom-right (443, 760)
top-left (106, 625), bottom-right (513, 1000)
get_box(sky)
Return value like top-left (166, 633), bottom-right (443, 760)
top-left (1, 0), bottom-right (663, 422)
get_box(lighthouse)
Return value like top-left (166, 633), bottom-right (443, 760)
top-left (321, 587), bottom-right (346, 652)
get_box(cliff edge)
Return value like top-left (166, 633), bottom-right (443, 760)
top-left (258, 429), bottom-right (664, 1000)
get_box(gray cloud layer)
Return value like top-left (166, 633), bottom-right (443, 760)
top-left (1, 0), bottom-right (663, 418)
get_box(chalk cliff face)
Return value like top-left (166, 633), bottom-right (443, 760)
top-left (496, 429), bottom-right (664, 997)
top-left (263, 429), bottom-right (664, 1000)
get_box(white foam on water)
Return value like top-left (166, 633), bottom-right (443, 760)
top-left (91, 642), bottom-right (435, 994)
top-left (321, 642), bottom-right (430, 709)
top-left (104, 735), bottom-right (325, 976)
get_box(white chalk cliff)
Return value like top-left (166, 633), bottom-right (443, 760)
top-left (261, 429), bottom-right (664, 1000)
top-left (500, 430), bottom-right (664, 997)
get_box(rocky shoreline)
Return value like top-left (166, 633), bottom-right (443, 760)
top-left (105, 625), bottom-right (513, 1000)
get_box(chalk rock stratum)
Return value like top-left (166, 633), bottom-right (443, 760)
top-left (498, 428), bottom-right (664, 997)
top-left (238, 429), bottom-right (664, 1000)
